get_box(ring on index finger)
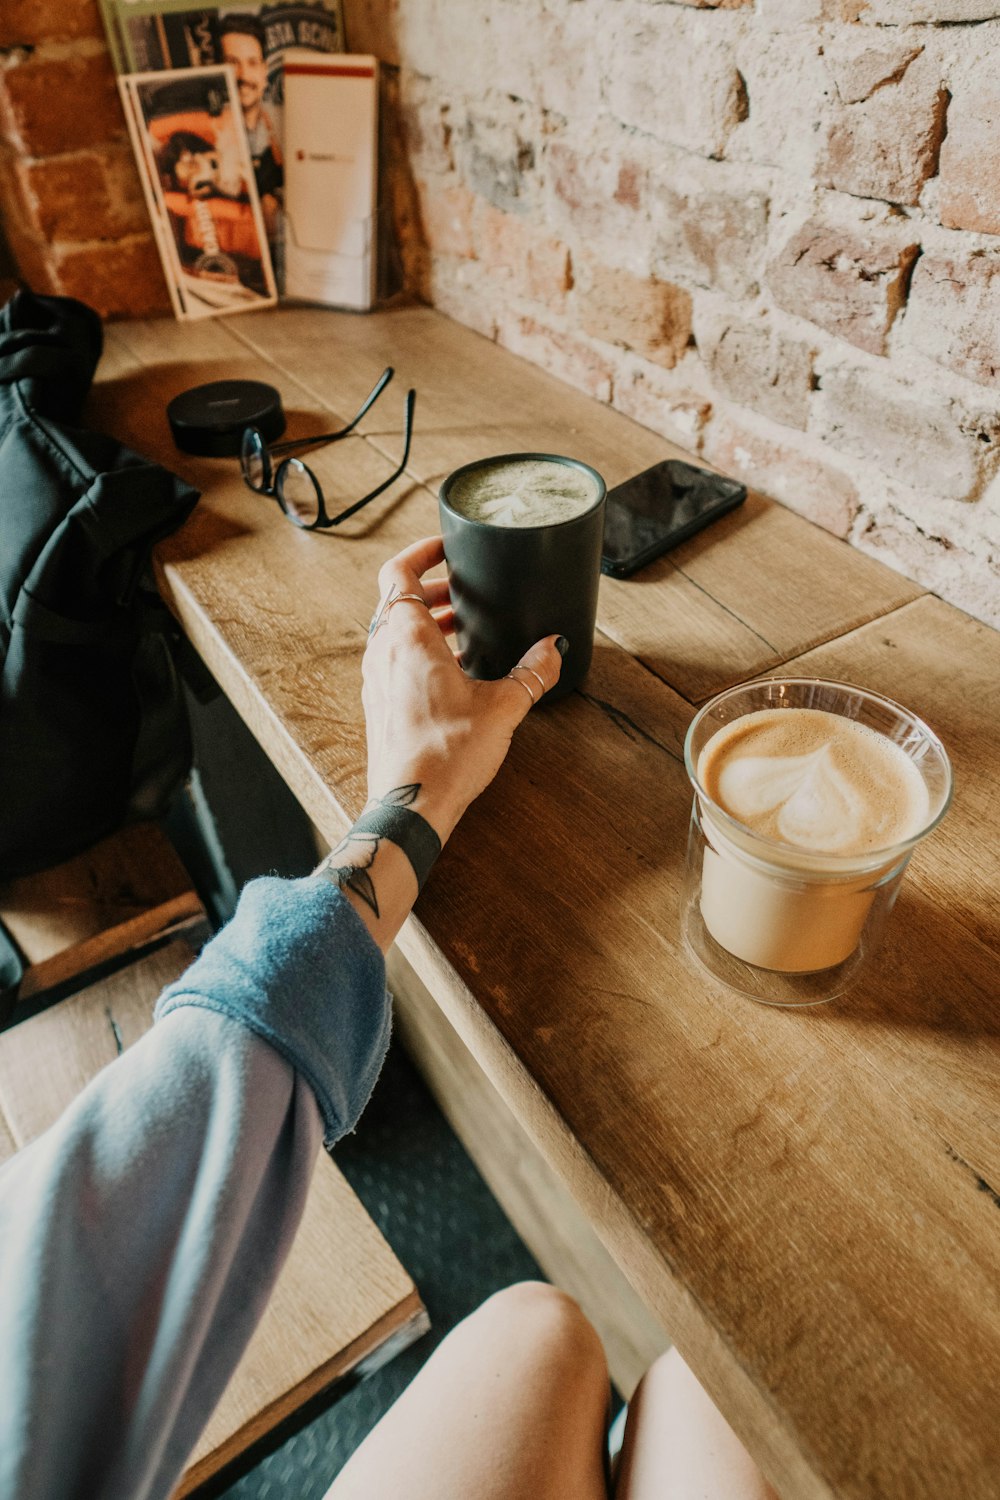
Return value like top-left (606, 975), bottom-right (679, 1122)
top-left (368, 585), bottom-right (429, 640)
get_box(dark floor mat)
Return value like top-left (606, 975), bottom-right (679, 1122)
top-left (214, 1041), bottom-right (544, 1498)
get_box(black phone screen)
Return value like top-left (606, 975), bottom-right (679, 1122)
top-left (601, 459), bottom-right (746, 578)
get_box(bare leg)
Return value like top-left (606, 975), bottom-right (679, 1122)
top-left (615, 1348), bottom-right (780, 1499)
top-left (325, 1282), bottom-right (611, 1500)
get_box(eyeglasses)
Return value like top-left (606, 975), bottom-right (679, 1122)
top-left (240, 367), bottom-right (416, 530)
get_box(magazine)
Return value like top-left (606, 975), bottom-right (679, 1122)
top-left (119, 66), bottom-right (278, 319)
top-left (105, 2), bottom-right (345, 296)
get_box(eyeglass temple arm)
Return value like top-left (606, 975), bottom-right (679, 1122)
top-left (266, 367), bottom-right (395, 454)
top-left (327, 389), bottom-right (416, 526)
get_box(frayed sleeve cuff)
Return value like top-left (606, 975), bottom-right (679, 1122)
top-left (155, 876), bottom-right (390, 1146)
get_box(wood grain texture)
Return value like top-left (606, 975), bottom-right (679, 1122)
top-left (387, 945), bottom-right (670, 1398)
top-left (225, 305), bottom-right (923, 700)
top-left (92, 309), bottom-right (1000, 1500)
top-left (0, 823), bottom-right (204, 999)
top-left (0, 942), bottom-right (426, 1492)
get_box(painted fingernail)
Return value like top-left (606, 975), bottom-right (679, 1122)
top-left (555, 635), bottom-right (570, 658)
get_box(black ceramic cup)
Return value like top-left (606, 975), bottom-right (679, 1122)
top-left (439, 452), bottom-right (607, 701)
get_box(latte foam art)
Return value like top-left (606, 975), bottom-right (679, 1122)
top-left (698, 708), bottom-right (930, 856)
top-left (447, 458), bottom-right (599, 528)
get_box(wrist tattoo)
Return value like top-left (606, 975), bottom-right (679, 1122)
top-left (320, 784), bottom-right (442, 917)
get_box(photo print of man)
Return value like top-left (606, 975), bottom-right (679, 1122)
top-left (121, 66), bottom-right (277, 318)
top-left (114, 4), bottom-right (346, 292)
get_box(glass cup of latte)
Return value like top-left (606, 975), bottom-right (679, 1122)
top-left (681, 678), bottom-right (953, 1005)
top-left (439, 453), bottom-right (607, 700)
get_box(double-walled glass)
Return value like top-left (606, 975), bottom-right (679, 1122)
top-left (681, 678), bottom-right (953, 1006)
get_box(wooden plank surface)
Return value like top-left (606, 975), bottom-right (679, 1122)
top-left (0, 942), bottom-right (427, 1493)
top-left (387, 945), bottom-right (670, 1397)
top-left (89, 307), bottom-right (1000, 1500)
top-left (0, 823), bottom-right (204, 998)
top-left (227, 306), bottom-right (922, 700)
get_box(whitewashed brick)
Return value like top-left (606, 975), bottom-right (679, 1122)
top-left (851, 487), bottom-right (1000, 631)
top-left (604, 4), bottom-right (749, 159)
top-left (811, 355), bottom-right (1000, 500)
top-left (650, 155), bottom-right (769, 299)
top-left (854, 1), bottom-right (1000, 21)
top-left (902, 250), bottom-right (1000, 386)
top-left (729, 23), bottom-right (831, 178)
top-left (938, 48), bottom-right (1000, 235)
top-left (817, 44), bottom-right (947, 205)
top-left (454, 97), bottom-right (542, 215)
top-left (496, 311), bottom-right (615, 403)
top-left (694, 299), bottom-right (815, 429)
top-left (766, 200), bottom-right (919, 355)
top-left (576, 259), bottom-right (693, 369)
top-left (703, 403), bottom-right (859, 536)
top-left (612, 354), bottom-right (713, 452)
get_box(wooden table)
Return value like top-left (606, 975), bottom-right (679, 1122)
top-left (91, 303), bottom-right (1000, 1500)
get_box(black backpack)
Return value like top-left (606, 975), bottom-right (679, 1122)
top-left (0, 290), bottom-right (200, 889)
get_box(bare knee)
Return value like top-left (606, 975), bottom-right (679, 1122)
top-left (472, 1282), bottom-right (608, 1383)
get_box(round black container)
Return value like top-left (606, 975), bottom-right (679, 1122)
top-left (439, 453), bottom-right (607, 701)
top-left (167, 378), bottom-right (285, 457)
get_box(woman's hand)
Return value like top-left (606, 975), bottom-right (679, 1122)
top-left (362, 535), bottom-right (566, 843)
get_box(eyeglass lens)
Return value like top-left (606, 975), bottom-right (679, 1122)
top-left (278, 458), bottom-right (323, 528)
top-left (241, 428), bottom-right (271, 493)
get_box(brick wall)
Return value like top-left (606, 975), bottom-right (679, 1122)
top-left (2, 0), bottom-right (998, 625)
top-left (0, 0), bottom-right (169, 316)
top-left (348, 0), bottom-right (1000, 630)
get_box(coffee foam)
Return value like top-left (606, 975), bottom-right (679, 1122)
top-left (447, 458), bottom-right (598, 528)
top-left (698, 708), bottom-right (930, 857)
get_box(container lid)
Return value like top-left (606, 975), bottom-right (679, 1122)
top-left (167, 379), bottom-right (286, 457)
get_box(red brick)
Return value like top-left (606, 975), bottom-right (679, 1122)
top-left (0, 0), bottom-right (103, 46)
top-left (703, 405), bottom-right (859, 538)
top-left (50, 236), bottom-right (170, 319)
top-left (0, 50), bottom-right (123, 156)
top-left (0, 149), bottom-right (34, 239)
top-left (901, 251), bottom-right (1000, 386)
top-left (938, 58), bottom-right (1000, 235)
top-left (1, 217), bottom-right (58, 295)
top-left (694, 303), bottom-right (814, 430)
top-left (418, 182), bottom-right (476, 259)
top-left (817, 47), bottom-right (947, 207)
top-left (766, 210), bottom-right (919, 357)
top-left (577, 261), bottom-right (692, 370)
top-left (4, 219), bottom-right (171, 318)
top-left (14, 145), bottom-right (148, 243)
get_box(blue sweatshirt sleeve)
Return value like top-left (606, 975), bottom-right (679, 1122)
top-left (0, 876), bottom-right (391, 1500)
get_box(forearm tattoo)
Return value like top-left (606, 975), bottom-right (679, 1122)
top-left (319, 784), bottom-right (442, 917)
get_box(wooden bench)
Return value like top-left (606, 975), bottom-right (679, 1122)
top-left (0, 938), bottom-right (428, 1494)
top-left (0, 821), bottom-right (205, 1009)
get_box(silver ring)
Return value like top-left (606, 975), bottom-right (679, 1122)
top-left (505, 671), bottom-right (537, 707)
top-left (509, 663), bottom-right (546, 699)
top-left (383, 592), bottom-right (427, 614)
top-left (368, 591), bottom-right (429, 638)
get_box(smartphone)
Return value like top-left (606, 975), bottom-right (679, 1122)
top-left (600, 459), bottom-right (747, 579)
